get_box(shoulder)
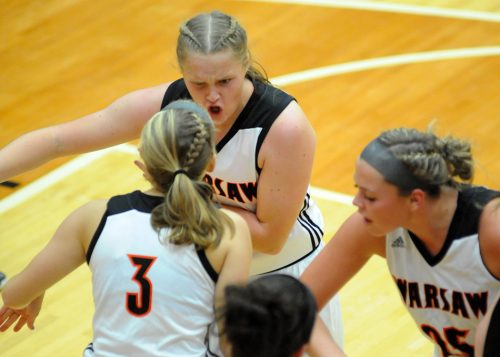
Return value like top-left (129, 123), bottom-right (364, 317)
top-left (220, 209), bottom-right (251, 246)
top-left (54, 199), bottom-right (109, 249)
top-left (221, 209), bottom-right (249, 233)
top-left (72, 199), bottom-right (108, 229)
top-left (479, 197), bottom-right (500, 278)
top-left (64, 199), bottom-right (109, 236)
top-left (264, 101), bottom-right (315, 153)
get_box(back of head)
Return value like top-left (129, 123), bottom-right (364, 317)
top-left (220, 274), bottom-right (317, 357)
top-left (363, 127), bottom-right (474, 197)
top-left (177, 10), bottom-right (269, 83)
top-left (140, 100), bottom-right (231, 248)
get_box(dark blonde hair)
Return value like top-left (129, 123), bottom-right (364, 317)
top-left (139, 100), bottom-right (232, 248)
top-left (177, 10), bottom-right (269, 84)
top-left (379, 127), bottom-right (474, 196)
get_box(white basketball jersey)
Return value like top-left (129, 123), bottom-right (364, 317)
top-left (386, 186), bottom-right (500, 356)
top-left (86, 191), bottom-right (221, 357)
top-left (162, 79), bottom-right (324, 275)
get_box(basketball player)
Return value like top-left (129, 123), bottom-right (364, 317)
top-left (0, 101), bottom-right (252, 356)
top-left (0, 10), bottom-right (343, 345)
top-left (301, 127), bottom-right (500, 356)
top-left (219, 274), bottom-right (334, 357)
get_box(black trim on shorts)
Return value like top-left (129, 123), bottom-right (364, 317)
top-left (256, 242), bottom-right (321, 275)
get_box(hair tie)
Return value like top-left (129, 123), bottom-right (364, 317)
top-left (360, 138), bottom-right (433, 191)
top-left (173, 169), bottom-right (189, 180)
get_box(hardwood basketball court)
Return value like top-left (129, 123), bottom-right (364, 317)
top-left (1, 1), bottom-right (499, 355)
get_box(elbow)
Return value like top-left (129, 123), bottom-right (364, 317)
top-left (256, 235), bottom-right (288, 255)
top-left (260, 247), bottom-right (281, 255)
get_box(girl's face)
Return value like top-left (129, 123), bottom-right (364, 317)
top-left (181, 50), bottom-right (249, 133)
top-left (353, 158), bottom-right (410, 236)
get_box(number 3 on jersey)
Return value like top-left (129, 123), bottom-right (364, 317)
top-left (126, 254), bottom-right (157, 317)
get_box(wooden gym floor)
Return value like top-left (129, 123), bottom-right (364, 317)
top-left (1, 1), bottom-right (499, 356)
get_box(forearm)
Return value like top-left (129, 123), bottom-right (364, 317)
top-left (220, 204), bottom-right (286, 254)
top-left (0, 128), bottom-right (60, 182)
top-left (2, 274), bottom-right (46, 309)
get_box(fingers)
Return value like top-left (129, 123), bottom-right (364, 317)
top-left (0, 307), bottom-right (33, 332)
top-left (14, 316), bottom-right (28, 332)
top-left (0, 309), bottom-right (21, 332)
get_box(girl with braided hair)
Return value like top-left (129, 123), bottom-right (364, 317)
top-left (302, 127), bottom-right (500, 356)
top-left (0, 10), bottom-right (344, 347)
top-left (0, 101), bottom-right (252, 356)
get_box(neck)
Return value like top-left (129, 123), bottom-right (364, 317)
top-left (406, 187), bottom-right (458, 256)
top-left (144, 187), bottom-right (164, 197)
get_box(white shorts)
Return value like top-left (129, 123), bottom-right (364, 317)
top-left (263, 242), bottom-right (344, 349)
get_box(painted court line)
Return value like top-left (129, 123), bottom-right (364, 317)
top-left (271, 47), bottom-right (500, 86)
top-left (244, 0), bottom-right (500, 23)
top-left (3, 2), bottom-right (498, 213)
top-left (3, 46), bottom-right (499, 213)
top-left (0, 144), bottom-right (138, 214)
top-left (0, 144), bottom-right (354, 214)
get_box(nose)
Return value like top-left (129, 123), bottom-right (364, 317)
top-left (206, 87), bottom-right (219, 103)
top-left (352, 191), bottom-right (363, 209)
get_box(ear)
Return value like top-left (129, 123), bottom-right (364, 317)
top-left (134, 160), bottom-right (155, 185)
top-left (206, 153), bottom-right (217, 173)
top-left (408, 189), bottom-right (426, 211)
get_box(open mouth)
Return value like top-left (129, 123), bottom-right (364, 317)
top-left (209, 106), bottom-right (221, 114)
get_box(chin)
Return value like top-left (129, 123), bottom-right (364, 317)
top-left (364, 223), bottom-right (389, 237)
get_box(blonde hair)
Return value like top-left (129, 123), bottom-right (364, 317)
top-left (140, 100), bottom-right (233, 248)
top-left (177, 10), bottom-right (269, 84)
top-left (379, 127), bottom-right (474, 196)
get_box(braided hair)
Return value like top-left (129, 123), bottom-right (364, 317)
top-left (379, 127), bottom-right (474, 196)
top-left (139, 100), bottom-right (233, 248)
top-left (177, 10), bottom-right (270, 84)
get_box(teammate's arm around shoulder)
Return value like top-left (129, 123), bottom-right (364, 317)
top-left (479, 197), bottom-right (500, 279)
top-left (249, 100), bottom-right (316, 254)
top-left (0, 83), bottom-right (170, 182)
top-left (0, 199), bottom-right (107, 331)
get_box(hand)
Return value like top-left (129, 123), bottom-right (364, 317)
top-left (0, 296), bottom-right (43, 332)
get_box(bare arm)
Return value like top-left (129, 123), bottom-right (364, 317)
top-left (479, 197), bottom-right (500, 278)
top-left (0, 200), bottom-right (106, 331)
top-left (301, 212), bottom-right (385, 309)
top-left (475, 290), bottom-right (500, 356)
top-left (224, 101), bottom-right (316, 254)
top-left (214, 211), bottom-right (253, 355)
top-left (0, 83), bottom-right (169, 182)
top-left (301, 212), bottom-right (384, 354)
top-left (307, 318), bottom-right (346, 357)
